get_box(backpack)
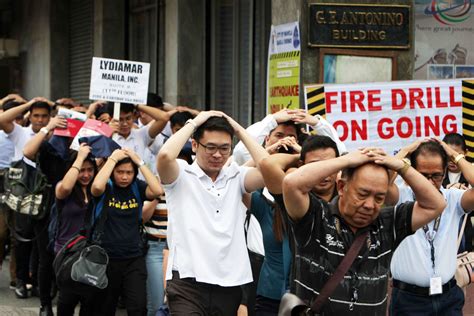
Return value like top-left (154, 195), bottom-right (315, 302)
top-left (3, 159), bottom-right (52, 220)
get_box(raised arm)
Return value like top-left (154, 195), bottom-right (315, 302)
top-left (124, 148), bottom-right (164, 199)
top-left (223, 113), bottom-right (270, 192)
top-left (91, 149), bottom-right (128, 197)
top-left (283, 151), bottom-right (372, 221)
top-left (0, 100), bottom-right (30, 133)
top-left (23, 116), bottom-right (67, 160)
top-left (157, 111), bottom-right (219, 184)
top-left (55, 144), bottom-right (91, 199)
top-left (294, 113), bottom-right (347, 155)
top-left (370, 151), bottom-right (446, 231)
top-left (259, 153), bottom-right (300, 194)
top-left (435, 139), bottom-right (474, 212)
top-left (137, 104), bottom-right (173, 139)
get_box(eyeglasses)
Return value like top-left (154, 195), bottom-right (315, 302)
top-left (420, 172), bottom-right (445, 182)
top-left (198, 142), bottom-right (232, 155)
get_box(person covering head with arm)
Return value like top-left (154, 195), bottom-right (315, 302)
top-left (90, 148), bottom-right (162, 315)
top-left (157, 110), bottom-right (269, 315)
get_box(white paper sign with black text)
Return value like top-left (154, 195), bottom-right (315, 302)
top-left (89, 57), bottom-right (150, 104)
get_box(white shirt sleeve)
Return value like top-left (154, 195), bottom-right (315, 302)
top-left (310, 115), bottom-right (347, 155)
top-left (233, 115), bottom-right (278, 165)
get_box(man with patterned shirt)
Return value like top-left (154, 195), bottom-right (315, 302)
top-left (281, 149), bottom-right (446, 315)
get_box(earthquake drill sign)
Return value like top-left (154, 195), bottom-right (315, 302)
top-left (89, 57), bottom-right (150, 104)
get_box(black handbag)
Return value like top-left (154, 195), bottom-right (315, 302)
top-left (53, 190), bottom-right (110, 291)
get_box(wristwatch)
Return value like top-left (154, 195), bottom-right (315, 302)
top-left (185, 119), bottom-right (197, 131)
top-left (138, 160), bottom-right (145, 168)
top-left (39, 127), bottom-right (49, 135)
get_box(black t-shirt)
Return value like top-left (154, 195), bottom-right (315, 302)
top-left (289, 194), bottom-right (414, 316)
top-left (98, 179), bottom-right (148, 259)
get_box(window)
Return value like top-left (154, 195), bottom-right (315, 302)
top-left (210, 0), bottom-right (270, 126)
top-left (129, 0), bottom-right (164, 95)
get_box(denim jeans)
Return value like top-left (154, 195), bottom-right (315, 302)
top-left (146, 240), bottom-right (166, 316)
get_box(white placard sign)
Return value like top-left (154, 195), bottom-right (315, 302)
top-left (89, 57), bottom-right (150, 104)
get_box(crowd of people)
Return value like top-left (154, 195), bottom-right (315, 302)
top-left (0, 92), bottom-right (471, 316)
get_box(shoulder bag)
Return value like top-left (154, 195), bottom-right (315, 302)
top-left (278, 231), bottom-right (369, 316)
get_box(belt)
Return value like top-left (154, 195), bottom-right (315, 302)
top-left (392, 278), bottom-right (457, 296)
top-left (149, 237), bottom-right (166, 242)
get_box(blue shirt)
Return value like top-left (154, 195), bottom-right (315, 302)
top-left (250, 190), bottom-right (291, 300)
top-left (0, 131), bottom-right (14, 168)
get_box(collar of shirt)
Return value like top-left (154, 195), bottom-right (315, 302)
top-left (188, 160), bottom-right (240, 184)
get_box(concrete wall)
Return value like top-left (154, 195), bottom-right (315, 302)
top-left (50, 0), bottom-right (69, 99)
top-left (17, 0), bottom-right (51, 99)
top-left (164, 0), bottom-right (206, 107)
top-left (94, 0), bottom-right (126, 59)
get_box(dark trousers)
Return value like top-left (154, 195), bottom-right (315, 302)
top-left (99, 256), bottom-right (147, 316)
top-left (255, 295), bottom-right (280, 316)
top-left (167, 271), bottom-right (242, 316)
top-left (15, 213), bottom-right (54, 306)
top-left (57, 286), bottom-right (97, 316)
top-left (389, 284), bottom-right (464, 315)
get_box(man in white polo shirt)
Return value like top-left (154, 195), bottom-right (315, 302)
top-left (157, 110), bottom-right (269, 315)
top-left (390, 139), bottom-right (474, 315)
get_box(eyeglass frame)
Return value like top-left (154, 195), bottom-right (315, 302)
top-left (197, 141), bottom-right (232, 155)
top-left (419, 172), bottom-right (445, 182)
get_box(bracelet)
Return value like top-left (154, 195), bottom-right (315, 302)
top-left (397, 158), bottom-right (411, 176)
top-left (109, 157), bottom-right (118, 164)
top-left (453, 153), bottom-right (465, 165)
top-left (71, 165), bottom-right (81, 172)
top-left (185, 119), bottom-right (197, 131)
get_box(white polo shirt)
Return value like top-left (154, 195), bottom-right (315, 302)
top-left (7, 123), bottom-right (36, 161)
top-left (164, 159), bottom-right (253, 286)
top-left (391, 184), bottom-right (466, 286)
top-left (112, 125), bottom-right (153, 159)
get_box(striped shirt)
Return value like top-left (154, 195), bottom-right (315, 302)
top-left (289, 194), bottom-right (414, 315)
top-left (145, 195), bottom-right (168, 240)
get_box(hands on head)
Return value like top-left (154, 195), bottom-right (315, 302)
top-left (110, 148), bottom-right (141, 164)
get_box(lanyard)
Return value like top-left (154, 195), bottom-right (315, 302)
top-left (422, 215), bottom-right (441, 272)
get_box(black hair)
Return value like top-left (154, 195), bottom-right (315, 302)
top-left (442, 133), bottom-right (467, 152)
top-left (300, 135), bottom-right (339, 162)
top-left (193, 116), bottom-right (234, 141)
top-left (3, 99), bottom-right (22, 111)
top-left (30, 101), bottom-right (51, 114)
top-left (170, 111), bottom-right (195, 129)
top-left (119, 103), bottom-right (135, 114)
top-left (341, 163), bottom-right (390, 183)
top-left (410, 140), bottom-right (448, 171)
top-left (268, 121), bottom-right (302, 141)
top-left (147, 93), bottom-right (164, 109)
top-left (69, 157), bottom-right (97, 207)
top-left (111, 157), bottom-right (139, 184)
top-left (107, 102), bottom-right (135, 115)
top-left (94, 103), bottom-right (112, 118)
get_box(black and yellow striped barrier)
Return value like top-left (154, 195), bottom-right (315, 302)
top-left (462, 80), bottom-right (474, 162)
top-left (306, 85), bottom-right (326, 118)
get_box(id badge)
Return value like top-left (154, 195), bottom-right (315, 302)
top-left (429, 276), bottom-right (443, 295)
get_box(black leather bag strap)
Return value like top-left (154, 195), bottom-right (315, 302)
top-left (311, 231), bottom-right (369, 313)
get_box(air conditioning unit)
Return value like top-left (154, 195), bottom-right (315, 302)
top-left (0, 39), bottom-right (19, 58)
